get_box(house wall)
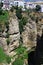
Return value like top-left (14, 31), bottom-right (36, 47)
top-left (41, 5), bottom-right (43, 12)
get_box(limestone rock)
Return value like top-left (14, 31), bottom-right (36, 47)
top-left (0, 37), bottom-right (9, 54)
top-left (2, 31), bottom-right (7, 37)
top-left (9, 33), bottom-right (20, 44)
top-left (9, 18), bottom-right (19, 35)
top-left (37, 21), bottom-right (43, 37)
top-left (9, 51), bottom-right (17, 57)
top-left (9, 40), bottom-right (19, 51)
top-left (22, 20), bottom-right (37, 48)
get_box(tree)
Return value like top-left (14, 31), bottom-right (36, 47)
top-left (35, 5), bottom-right (41, 12)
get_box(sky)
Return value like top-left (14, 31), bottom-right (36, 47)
top-left (24, 0), bottom-right (43, 2)
top-left (0, 0), bottom-right (43, 2)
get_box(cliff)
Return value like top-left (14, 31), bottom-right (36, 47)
top-left (0, 10), bottom-right (43, 65)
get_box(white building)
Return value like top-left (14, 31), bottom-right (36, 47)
top-left (26, 2), bottom-right (35, 9)
top-left (14, 0), bottom-right (25, 8)
top-left (26, 1), bottom-right (43, 12)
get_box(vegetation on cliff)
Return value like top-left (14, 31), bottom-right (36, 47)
top-left (0, 10), bottom-right (9, 32)
top-left (0, 47), bottom-right (11, 63)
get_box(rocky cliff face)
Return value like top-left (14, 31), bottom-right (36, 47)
top-left (0, 13), bottom-right (20, 56)
top-left (0, 11), bottom-right (43, 65)
top-left (0, 12), bottom-right (43, 55)
top-left (22, 17), bottom-right (43, 48)
top-left (22, 19), bottom-right (37, 48)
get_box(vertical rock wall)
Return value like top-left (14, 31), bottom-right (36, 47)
top-left (22, 18), bottom-right (43, 48)
top-left (0, 14), bottom-right (20, 56)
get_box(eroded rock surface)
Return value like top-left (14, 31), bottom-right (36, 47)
top-left (0, 14), bottom-right (20, 56)
top-left (22, 18), bottom-right (43, 48)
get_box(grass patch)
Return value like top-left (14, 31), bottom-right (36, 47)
top-left (13, 45), bottom-right (28, 65)
top-left (0, 47), bottom-right (6, 63)
top-left (15, 45), bottom-right (28, 59)
top-left (0, 47), bottom-right (11, 63)
top-left (15, 45), bottom-right (26, 55)
top-left (12, 57), bottom-right (24, 65)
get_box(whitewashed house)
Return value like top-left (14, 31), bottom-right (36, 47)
top-left (26, 2), bottom-right (35, 9)
top-left (14, 0), bottom-right (25, 8)
top-left (13, 0), bottom-right (26, 11)
top-left (26, 1), bottom-right (43, 12)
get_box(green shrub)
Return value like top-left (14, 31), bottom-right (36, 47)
top-left (19, 17), bottom-right (28, 34)
top-left (22, 17), bottom-right (28, 25)
top-left (12, 57), bottom-right (24, 65)
top-left (16, 8), bottom-right (22, 19)
top-left (0, 47), bottom-right (6, 63)
top-left (0, 47), bottom-right (11, 63)
top-left (0, 11), bottom-right (9, 32)
top-left (23, 52), bottom-right (28, 59)
top-left (13, 45), bottom-right (28, 65)
top-left (19, 19), bottom-right (23, 34)
top-left (6, 56), bottom-right (11, 64)
top-left (0, 11), bottom-right (9, 22)
top-left (15, 45), bottom-right (26, 55)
